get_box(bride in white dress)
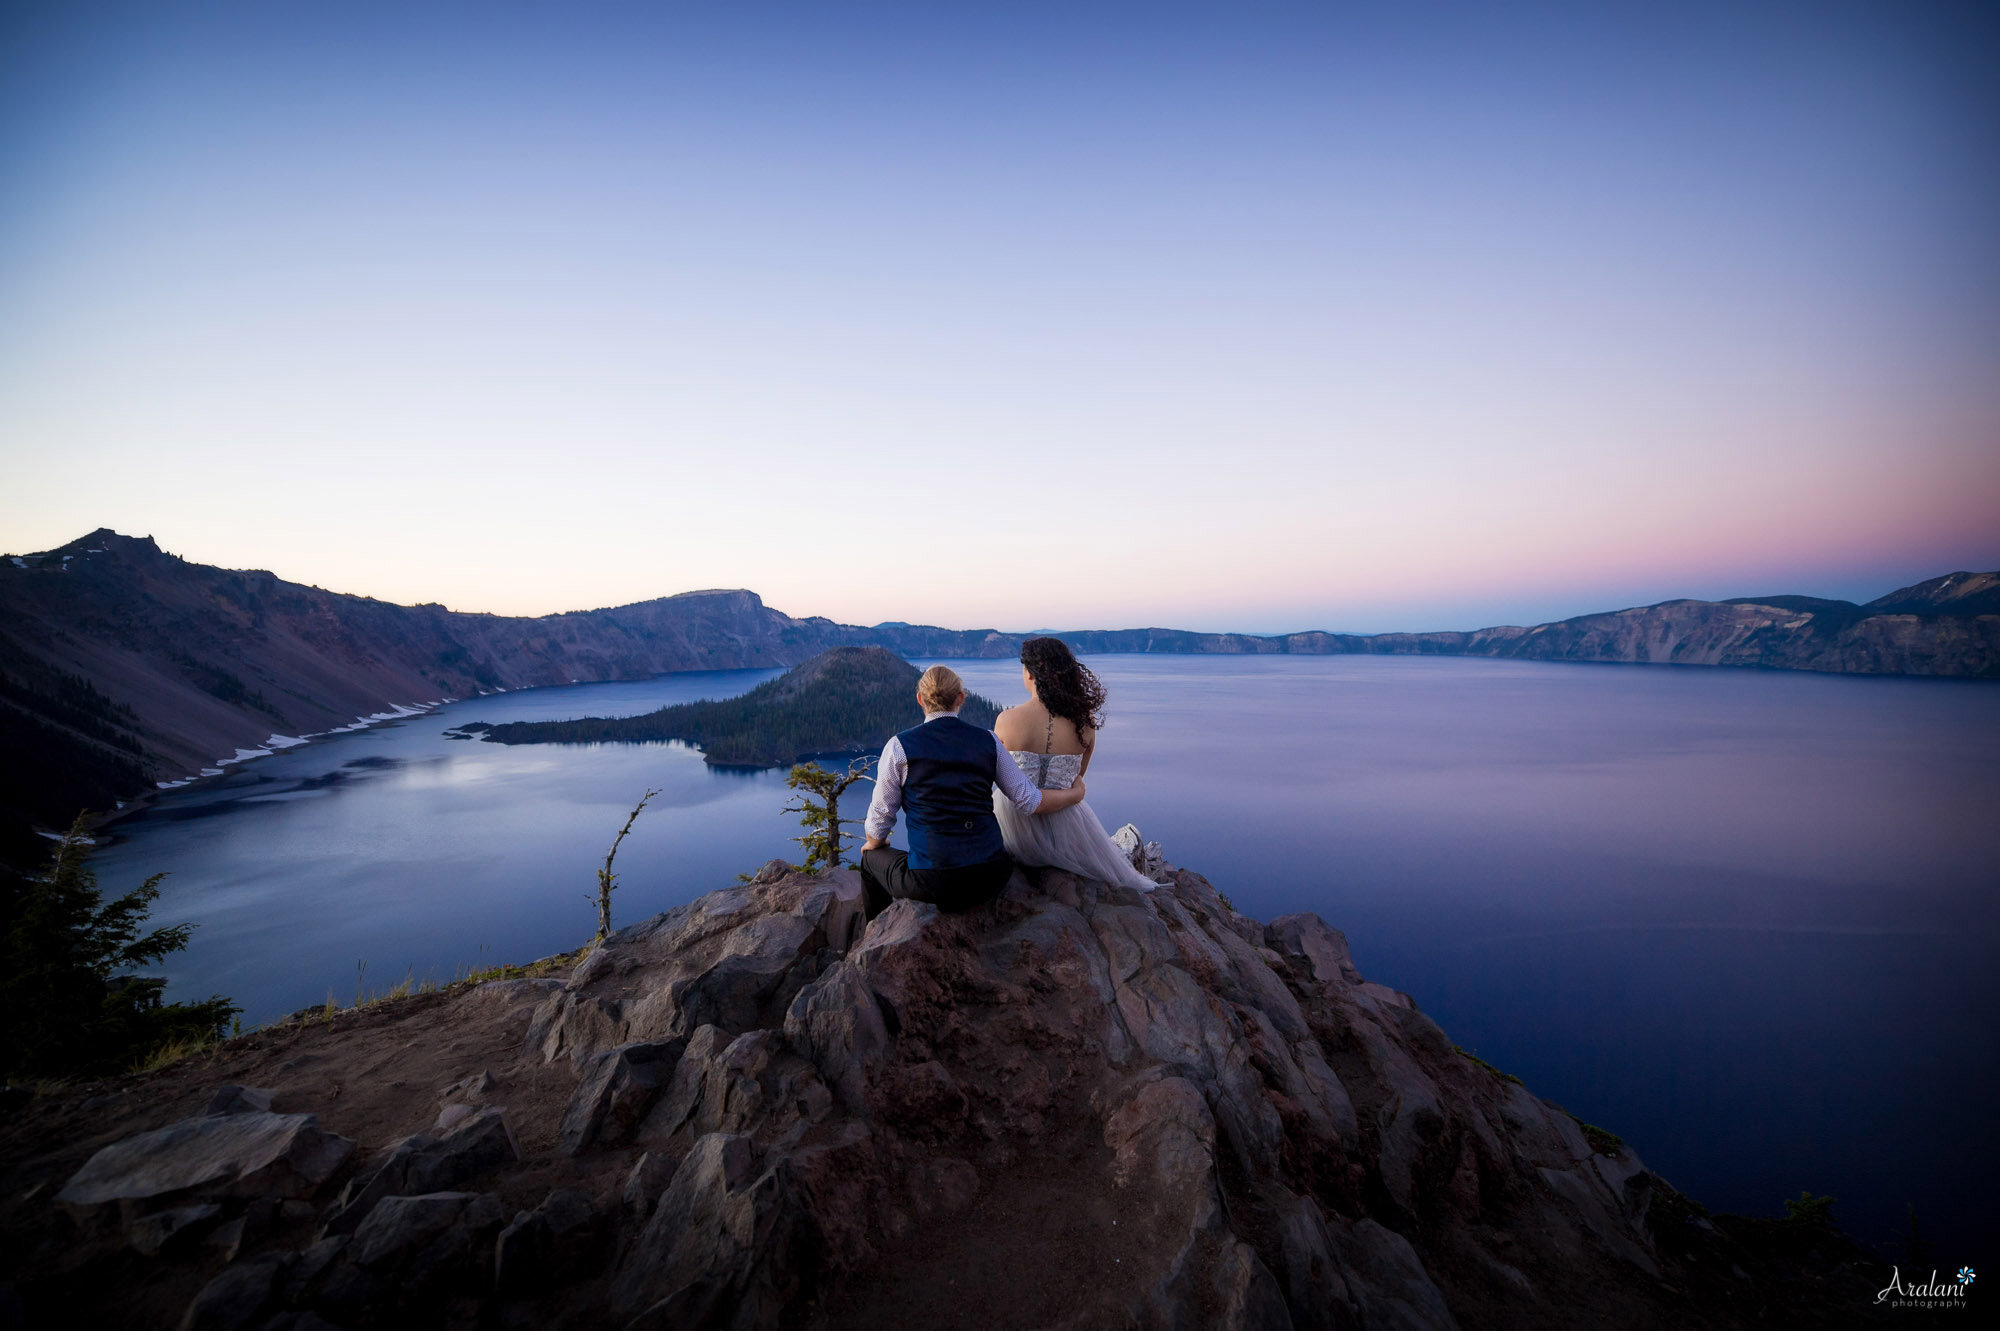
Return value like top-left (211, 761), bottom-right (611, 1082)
top-left (992, 637), bottom-right (1158, 892)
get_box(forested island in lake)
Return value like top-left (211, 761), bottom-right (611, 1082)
top-left (451, 647), bottom-right (1002, 766)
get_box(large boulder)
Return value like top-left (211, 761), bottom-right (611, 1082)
top-left (317, 1191), bottom-right (507, 1314)
top-left (612, 1133), bottom-right (803, 1329)
top-left (1266, 913), bottom-right (1363, 987)
top-left (494, 1187), bottom-right (606, 1296)
top-left (126, 1202), bottom-right (223, 1256)
top-left (320, 1106), bottom-right (517, 1236)
top-left (782, 960), bottom-right (890, 1111)
top-left (559, 1038), bottom-right (685, 1154)
top-left (179, 1251), bottom-right (292, 1331)
top-left (58, 1112), bottom-right (354, 1225)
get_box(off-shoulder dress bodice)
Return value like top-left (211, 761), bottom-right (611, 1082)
top-left (993, 743), bottom-right (1156, 891)
top-left (1010, 748), bottom-right (1083, 791)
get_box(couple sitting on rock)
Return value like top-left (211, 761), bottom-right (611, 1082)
top-left (860, 637), bottom-right (1159, 916)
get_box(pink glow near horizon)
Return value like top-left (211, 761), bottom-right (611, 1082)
top-left (0, 2), bottom-right (1995, 634)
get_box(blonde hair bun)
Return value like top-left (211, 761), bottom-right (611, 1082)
top-left (917, 664), bottom-right (966, 712)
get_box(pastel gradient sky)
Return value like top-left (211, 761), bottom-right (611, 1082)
top-left (2, 1), bottom-right (1995, 633)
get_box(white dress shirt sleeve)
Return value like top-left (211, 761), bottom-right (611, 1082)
top-left (991, 733), bottom-right (1045, 815)
top-left (864, 735), bottom-right (907, 841)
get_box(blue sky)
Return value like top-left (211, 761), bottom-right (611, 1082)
top-left (2, 1), bottom-right (1995, 632)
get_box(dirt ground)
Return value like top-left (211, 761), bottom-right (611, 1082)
top-left (0, 970), bottom-right (614, 1329)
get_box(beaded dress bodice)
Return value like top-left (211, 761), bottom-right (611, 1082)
top-left (1010, 711), bottom-right (1083, 790)
top-left (1009, 749), bottom-right (1082, 791)
top-left (990, 710), bottom-right (1156, 892)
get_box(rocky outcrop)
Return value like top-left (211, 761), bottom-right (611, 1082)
top-left (1, 846), bottom-right (1893, 1328)
top-left (1112, 823), bottom-right (1169, 880)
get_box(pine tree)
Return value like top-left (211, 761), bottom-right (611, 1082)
top-left (1, 815), bottom-right (237, 1079)
top-left (783, 757), bottom-right (875, 871)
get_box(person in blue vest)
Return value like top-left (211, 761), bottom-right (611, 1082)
top-left (859, 664), bottom-right (1089, 916)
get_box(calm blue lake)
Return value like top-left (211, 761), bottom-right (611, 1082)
top-left (92, 655), bottom-right (1999, 1257)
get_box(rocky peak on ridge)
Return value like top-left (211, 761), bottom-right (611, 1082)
top-left (1866, 570), bottom-right (2000, 618)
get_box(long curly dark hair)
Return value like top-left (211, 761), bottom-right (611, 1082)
top-left (1020, 636), bottom-right (1107, 734)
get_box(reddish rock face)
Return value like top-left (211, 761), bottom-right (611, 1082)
top-left (13, 858), bottom-right (1894, 1329)
top-left (517, 863), bottom-right (1674, 1329)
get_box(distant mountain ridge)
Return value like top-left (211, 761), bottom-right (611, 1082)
top-left (1, 529), bottom-right (1994, 868)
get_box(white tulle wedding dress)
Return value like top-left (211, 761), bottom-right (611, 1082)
top-left (992, 747), bottom-right (1158, 892)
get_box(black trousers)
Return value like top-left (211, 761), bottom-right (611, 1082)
top-left (860, 846), bottom-right (1014, 918)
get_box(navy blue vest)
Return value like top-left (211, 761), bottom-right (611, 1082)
top-left (899, 715), bottom-right (1005, 870)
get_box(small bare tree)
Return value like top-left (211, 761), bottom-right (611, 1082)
top-left (783, 757), bottom-right (875, 871)
top-left (592, 789), bottom-right (659, 943)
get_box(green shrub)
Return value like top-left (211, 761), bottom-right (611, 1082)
top-left (1454, 1045), bottom-right (1525, 1086)
top-left (1577, 1121), bottom-right (1625, 1155)
top-left (1782, 1191), bottom-right (1836, 1227)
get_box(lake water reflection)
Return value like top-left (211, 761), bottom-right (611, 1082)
top-left (93, 655), bottom-right (1999, 1254)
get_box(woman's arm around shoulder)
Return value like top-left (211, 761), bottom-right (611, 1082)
top-left (1078, 725), bottom-right (1097, 776)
